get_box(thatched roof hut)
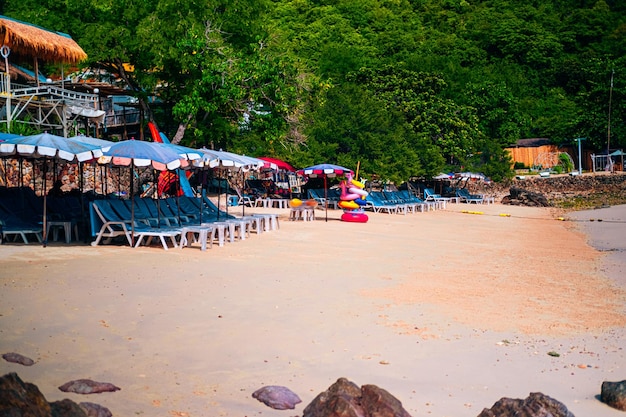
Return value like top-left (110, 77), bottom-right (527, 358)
top-left (0, 15), bottom-right (86, 63)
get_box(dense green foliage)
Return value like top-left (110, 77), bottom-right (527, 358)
top-left (2, 0), bottom-right (625, 183)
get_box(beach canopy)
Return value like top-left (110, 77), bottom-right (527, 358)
top-left (0, 15), bottom-right (86, 63)
top-left (69, 135), bottom-right (115, 150)
top-left (298, 163), bottom-right (353, 178)
top-left (99, 139), bottom-right (186, 171)
top-left (258, 156), bottom-right (296, 172)
top-left (0, 132), bottom-right (104, 162)
top-left (0, 132), bottom-right (20, 142)
top-left (198, 148), bottom-right (264, 172)
top-left (0, 132), bottom-right (106, 247)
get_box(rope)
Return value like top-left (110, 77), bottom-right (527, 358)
top-left (459, 209), bottom-right (626, 223)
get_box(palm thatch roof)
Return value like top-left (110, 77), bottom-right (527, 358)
top-left (0, 15), bottom-right (86, 63)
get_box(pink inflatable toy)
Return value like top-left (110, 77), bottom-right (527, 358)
top-left (339, 172), bottom-right (369, 223)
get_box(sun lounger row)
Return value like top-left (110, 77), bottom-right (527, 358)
top-left (90, 196), bottom-right (279, 250)
top-left (455, 188), bottom-right (495, 204)
top-left (0, 186), bottom-right (86, 244)
top-left (364, 190), bottom-right (444, 214)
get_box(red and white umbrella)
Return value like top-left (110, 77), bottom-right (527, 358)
top-left (298, 163), bottom-right (353, 221)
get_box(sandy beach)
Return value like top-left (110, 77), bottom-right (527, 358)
top-left (1, 202), bottom-right (625, 417)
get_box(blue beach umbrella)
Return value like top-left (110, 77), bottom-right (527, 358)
top-left (0, 132), bottom-right (105, 162)
top-left (0, 133), bottom-right (21, 142)
top-left (99, 139), bottom-right (186, 245)
top-left (69, 135), bottom-right (115, 150)
top-left (0, 132), bottom-right (106, 246)
top-left (100, 139), bottom-right (185, 170)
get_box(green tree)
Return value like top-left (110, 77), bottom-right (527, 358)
top-left (349, 66), bottom-right (481, 170)
top-left (300, 83), bottom-right (426, 184)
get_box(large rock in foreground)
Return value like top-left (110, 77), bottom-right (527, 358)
top-left (477, 392), bottom-right (574, 417)
top-left (0, 373), bottom-right (112, 417)
top-left (303, 377), bottom-right (412, 417)
top-left (601, 380), bottom-right (626, 411)
top-left (0, 372), bottom-right (51, 417)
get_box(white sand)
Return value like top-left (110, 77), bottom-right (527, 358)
top-left (1, 203), bottom-right (625, 417)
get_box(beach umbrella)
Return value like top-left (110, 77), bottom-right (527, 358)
top-left (153, 142), bottom-right (202, 196)
top-left (0, 132), bottom-right (106, 246)
top-left (298, 163), bottom-right (353, 222)
top-left (197, 148), bottom-right (264, 219)
top-left (455, 172), bottom-right (487, 180)
top-left (258, 156), bottom-right (296, 172)
top-left (69, 135), bottom-right (115, 149)
top-left (0, 132), bottom-right (20, 142)
top-left (99, 139), bottom-right (187, 245)
top-left (70, 135), bottom-right (116, 195)
top-left (0, 132), bottom-right (105, 162)
top-left (153, 143), bottom-right (203, 224)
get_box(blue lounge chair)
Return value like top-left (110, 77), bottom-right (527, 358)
top-left (0, 204), bottom-right (43, 244)
top-left (365, 192), bottom-right (398, 214)
top-left (423, 188), bottom-right (449, 209)
top-left (90, 200), bottom-right (181, 250)
top-left (456, 189), bottom-right (484, 204)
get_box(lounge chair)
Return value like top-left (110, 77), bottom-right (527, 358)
top-left (134, 197), bottom-right (180, 226)
top-left (307, 189), bottom-right (327, 207)
top-left (364, 192), bottom-right (398, 214)
top-left (394, 190), bottom-right (427, 213)
top-left (423, 188), bottom-right (449, 209)
top-left (90, 200), bottom-right (182, 250)
top-left (90, 200), bottom-right (134, 246)
top-left (456, 188), bottom-right (484, 204)
top-left (0, 204), bottom-right (43, 244)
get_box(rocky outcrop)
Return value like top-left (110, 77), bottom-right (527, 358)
top-left (303, 377), bottom-right (412, 417)
top-left (472, 172), bottom-right (626, 204)
top-left (0, 373), bottom-right (112, 417)
top-left (477, 392), bottom-right (575, 417)
top-left (0, 372), bottom-right (52, 417)
top-left (501, 187), bottom-right (550, 206)
top-left (601, 380), bottom-right (626, 411)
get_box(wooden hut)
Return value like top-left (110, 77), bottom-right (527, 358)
top-left (0, 15), bottom-right (86, 64)
top-left (505, 138), bottom-right (559, 169)
top-left (0, 15), bottom-right (93, 135)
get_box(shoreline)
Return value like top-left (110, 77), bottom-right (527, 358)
top-left (1, 203), bottom-right (625, 417)
top-left (568, 204), bottom-right (626, 291)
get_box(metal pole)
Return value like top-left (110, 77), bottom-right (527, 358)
top-left (575, 137), bottom-right (586, 175)
top-left (1, 45), bottom-right (11, 132)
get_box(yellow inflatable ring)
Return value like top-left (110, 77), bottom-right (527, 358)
top-left (339, 200), bottom-right (360, 210)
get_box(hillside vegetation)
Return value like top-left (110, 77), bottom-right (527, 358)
top-left (2, 0), bottom-right (625, 183)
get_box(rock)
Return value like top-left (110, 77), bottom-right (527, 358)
top-left (502, 187), bottom-right (550, 207)
top-left (2, 352), bottom-right (35, 366)
top-left (58, 379), bottom-right (121, 394)
top-left (0, 372), bottom-right (51, 417)
top-left (50, 398), bottom-right (89, 417)
top-left (477, 392), bottom-right (574, 417)
top-left (601, 380), bottom-right (626, 411)
top-left (361, 384), bottom-right (412, 417)
top-left (252, 385), bottom-right (302, 410)
top-left (0, 373), bottom-right (112, 417)
top-left (303, 377), bottom-right (412, 417)
top-left (79, 402), bottom-right (113, 417)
